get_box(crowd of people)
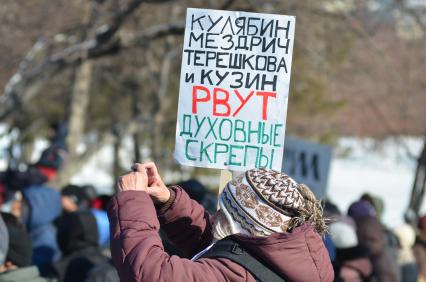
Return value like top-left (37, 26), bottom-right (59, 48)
top-left (0, 126), bottom-right (425, 281)
top-left (325, 194), bottom-right (426, 282)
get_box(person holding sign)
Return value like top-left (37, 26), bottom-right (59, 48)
top-left (107, 162), bottom-right (334, 282)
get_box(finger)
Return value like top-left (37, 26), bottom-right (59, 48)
top-left (142, 162), bottom-right (159, 178)
top-left (132, 163), bottom-right (145, 172)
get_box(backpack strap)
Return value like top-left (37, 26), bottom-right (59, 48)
top-left (198, 238), bottom-right (286, 282)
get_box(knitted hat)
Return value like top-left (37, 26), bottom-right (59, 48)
top-left (219, 168), bottom-right (326, 237)
top-left (329, 222), bottom-right (358, 249)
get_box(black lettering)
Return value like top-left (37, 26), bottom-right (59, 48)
top-left (205, 33), bottom-right (219, 49)
top-left (191, 14), bottom-right (205, 31)
top-left (201, 69), bottom-right (213, 84)
top-left (207, 15), bottom-right (223, 32)
top-left (260, 74), bottom-right (277, 91)
top-left (185, 72), bottom-right (195, 83)
top-left (194, 50), bottom-right (205, 66)
top-left (230, 71), bottom-right (243, 88)
top-left (189, 32), bottom-right (204, 48)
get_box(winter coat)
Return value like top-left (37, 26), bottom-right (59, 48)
top-left (84, 260), bottom-right (119, 282)
top-left (356, 216), bottom-right (399, 282)
top-left (107, 186), bottom-right (334, 282)
top-left (52, 211), bottom-right (108, 282)
top-left (22, 186), bottom-right (62, 275)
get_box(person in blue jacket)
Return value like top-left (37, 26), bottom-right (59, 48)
top-left (22, 185), bottom-right (62, 276)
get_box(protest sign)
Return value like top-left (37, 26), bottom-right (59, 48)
top-left (282, 137), bottom-right (332, 199)
top-left (174, 8), bottom-right (295, 171)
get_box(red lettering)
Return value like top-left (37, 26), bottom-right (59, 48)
top-left (213, 87), bottom-right (231, 116)
top-left (256, 91), bottom-right (276, 120)
top-left (192, 85), bottom-right (211, 114)
top-left (192, 86), bottom-right (276, 120)
top-left (232, 90), bottom-right (254, 117)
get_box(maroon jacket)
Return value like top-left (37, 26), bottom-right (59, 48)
top-left (107, 186), bottom-right (334, 282)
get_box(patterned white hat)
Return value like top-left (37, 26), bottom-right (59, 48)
top-left (220, 168), bottom-right (326, 236)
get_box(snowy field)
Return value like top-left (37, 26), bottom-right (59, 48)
top-left (0, 124), bottom-right (423, 228)
top-left (327, 137), bottom-right (423, 228)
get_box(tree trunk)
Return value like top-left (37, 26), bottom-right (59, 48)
top-left (407, 137), bottom-right (426, 221)
top-left (52, 61), bottom-right (93, 188)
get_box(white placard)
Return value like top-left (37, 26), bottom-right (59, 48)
top-left (175, 8), bottom-right (296, 171)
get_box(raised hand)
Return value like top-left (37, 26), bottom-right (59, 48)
top-left (132, 162), bottom-right (170, 204)
top-left (117, 170), bottom-right (148, 192)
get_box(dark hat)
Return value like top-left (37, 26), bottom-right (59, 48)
top-left (57, 211), bottom-right (99, 255)
top-left (62, 184), bottom-right (97, 210)
top-left (347, 200), bottom-right (376, 220)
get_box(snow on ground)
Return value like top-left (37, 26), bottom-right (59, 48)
top-left (327, 137), bottom-right (423, 228)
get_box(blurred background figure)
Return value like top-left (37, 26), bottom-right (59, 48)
top-left (59, 185), bottom-right (111, 253)
top-left (414, 215), bottom-right (426, 282)
top-left (52, 211), bottom-right (114, 282)
top-left (177, 179), bottom-right (217, 213)
top-left (356, 216), bottom-right (399, 282)
top-left (20, 186), bottom-right (62, 276)
top-left (61, 184), bottom-right (97, 213)
top-left (0, 213), bottom-right (49, 281)
top-left (347, 200), bottom-right (376, 221)
top-left (393, 224), bottom-right (418, 282)
top-left (329, 221), bottom-right (372, 282)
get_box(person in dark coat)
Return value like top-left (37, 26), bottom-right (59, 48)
top-left (108, 162), bottom-right (334, 282)
top-left (85, 260), bottom-right (119, 282)
top-left (0, 212), bottom-right (49, 282)
top-left (35, 122), bottom-right (68, 181)
top-left (52, 211), bottom-right (109, 282)
top-left (356, 216), bottom-right (399, 282)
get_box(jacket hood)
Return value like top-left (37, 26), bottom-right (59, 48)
top-left (57, 211), bottom-right (99, 255)
top-left (231, 223), bottom-right (334, 282)
top-left (23, 185), bottom-right (61, 229)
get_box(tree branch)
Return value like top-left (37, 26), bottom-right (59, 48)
top-left (0, 0), bottom-right (174, 121)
